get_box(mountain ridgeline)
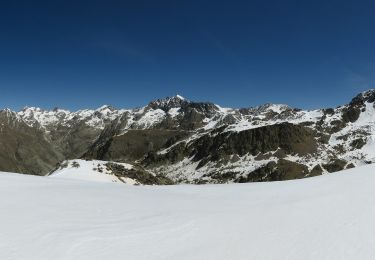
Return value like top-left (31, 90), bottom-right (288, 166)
top-left (1, 90), bottom-right (375, 184)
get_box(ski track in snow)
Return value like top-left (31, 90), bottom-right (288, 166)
top-left (1, 164), bottom-right (375, 259)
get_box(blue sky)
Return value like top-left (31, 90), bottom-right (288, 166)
top-left (0, 0), bottom-right (375, 110)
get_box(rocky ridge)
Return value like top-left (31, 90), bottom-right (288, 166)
top-left (0, 90), bottom-right (374, 184)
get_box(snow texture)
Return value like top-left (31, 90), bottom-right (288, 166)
top-left (50, 159), bottom-right (136, 184)
top-left (1, 164), bottom-right (375, 259)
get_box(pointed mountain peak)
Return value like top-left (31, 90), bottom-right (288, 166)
top-left (175, 94), bottom-right (186, 100)
top-left (361, 89), bottom-right (375, 101)
top-left (19, 106), bottom-right (44, 114)
top-left (21, 106), bottom-right (38, 111)
top-left (253, 103), bottom-right (292, 114)
top-left (350, 89), bottom-right (375, 106)
top-left (96, 105), bottom-right (116, 112)
top-left (361, 88), bottom-right (375, 95)
top-left (148, 95), bottom-right (189, 111)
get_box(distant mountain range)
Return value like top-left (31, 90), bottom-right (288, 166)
top-left (1, 89), bottom-right (374, 184)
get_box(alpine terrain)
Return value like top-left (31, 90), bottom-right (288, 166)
top-left (1, 89), bottom-right (374, 184)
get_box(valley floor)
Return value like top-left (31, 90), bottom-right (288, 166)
top-left (1, 165), bottom-right (375, 259)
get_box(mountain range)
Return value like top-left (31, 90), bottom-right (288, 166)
top-left (1, 89), bottom-right (374, 184)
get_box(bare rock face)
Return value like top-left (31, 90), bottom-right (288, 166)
top-left (84, 129), bottom-right (190, 162)
top-left (236, 159), bottom-right (310, 182)
top-left (0, 90), bottom-right (374, 183)
top-left (195, 123), bottom-right (317, 159)
top-left (342, 90), bottom-right (375, 123)
top-left (105, 162), bottom-right (173, 185)
top-left (322, 159), bottom-right (348, 173)
top-left (147, 95), bottom-right (189, 111)
top-left (0, 110), bottom-right (63, 175)
top-left (144, 122), bottom-right (317, 168)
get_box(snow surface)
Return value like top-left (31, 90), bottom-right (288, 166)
top-left (167, 107), bottom-right (180, 118)
top-left (50, 159), bottom-right (135, 184)
top-left (136, 108), bottom-right (166, 128)
top-left (1, 164), bottom-right (375, 259)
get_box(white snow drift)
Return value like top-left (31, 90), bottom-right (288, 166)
top-left (1, 164), bottom-right (375, 259)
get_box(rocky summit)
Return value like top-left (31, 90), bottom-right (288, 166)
top-left (1, 90), bottom-right (375, 184)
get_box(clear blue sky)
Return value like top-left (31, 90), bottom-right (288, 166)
top-left (0, 0), bottom-right (374, 110)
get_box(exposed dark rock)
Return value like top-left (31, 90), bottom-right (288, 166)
top-left (147, 95), bottom-right (188, 112)
top-left (0, 90), bottom-right (373, 183)
top-left (323, 159), bottom-right (347, 173)
top-left (330, 120), bottom-right (346, 133)
top-left (207, 171), bottom-right (239, 184)
top-left (105, 162), bottom-right (173, 185)
top-left (144, 142), bottom-right (187, 167)
top-left (236, 159), bottom-right (309, 182)
top-left (309, 165), bottom-right (323, 176)
top-left (191, 123), bottom-right (317, 165)
top-left (316, 133), bottom-right (330, 144)
top-left (342, 107), bottom-right (361, 123)
top-left (143, 123), bottom-right (317, 170)
top-left (342, 90), bottom-right (375, 123)
top-left (350, 138), bottom-right (366, 150)
top-left (323, 108), bottom-right (335, 115)
top-left (346, 163), bottom-right (355, 169)
top-left (85, 129), bottom-right (190, 162)
top-left (254, 152), bottom-right (273, 161)
top-left (0, 111), bottom-right (63, 175)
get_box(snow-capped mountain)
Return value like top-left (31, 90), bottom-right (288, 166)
top-left (0, 90), bottom-right (374, 183)
top-left (18, 105), bottom-right (126, 130)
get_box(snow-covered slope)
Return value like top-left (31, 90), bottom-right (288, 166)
top-left (49, 159), bottom-right (136, 184)
top-left (18, 105), bottom-right (128, 130)
top-left (48, 159), bottom-right (172, 185)
top-left (0, 90), bottom-right (374, 182)
top-left (13, 91), bottom-right (375, 135)
top-left (1, 164), bottom-right (375, 259)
